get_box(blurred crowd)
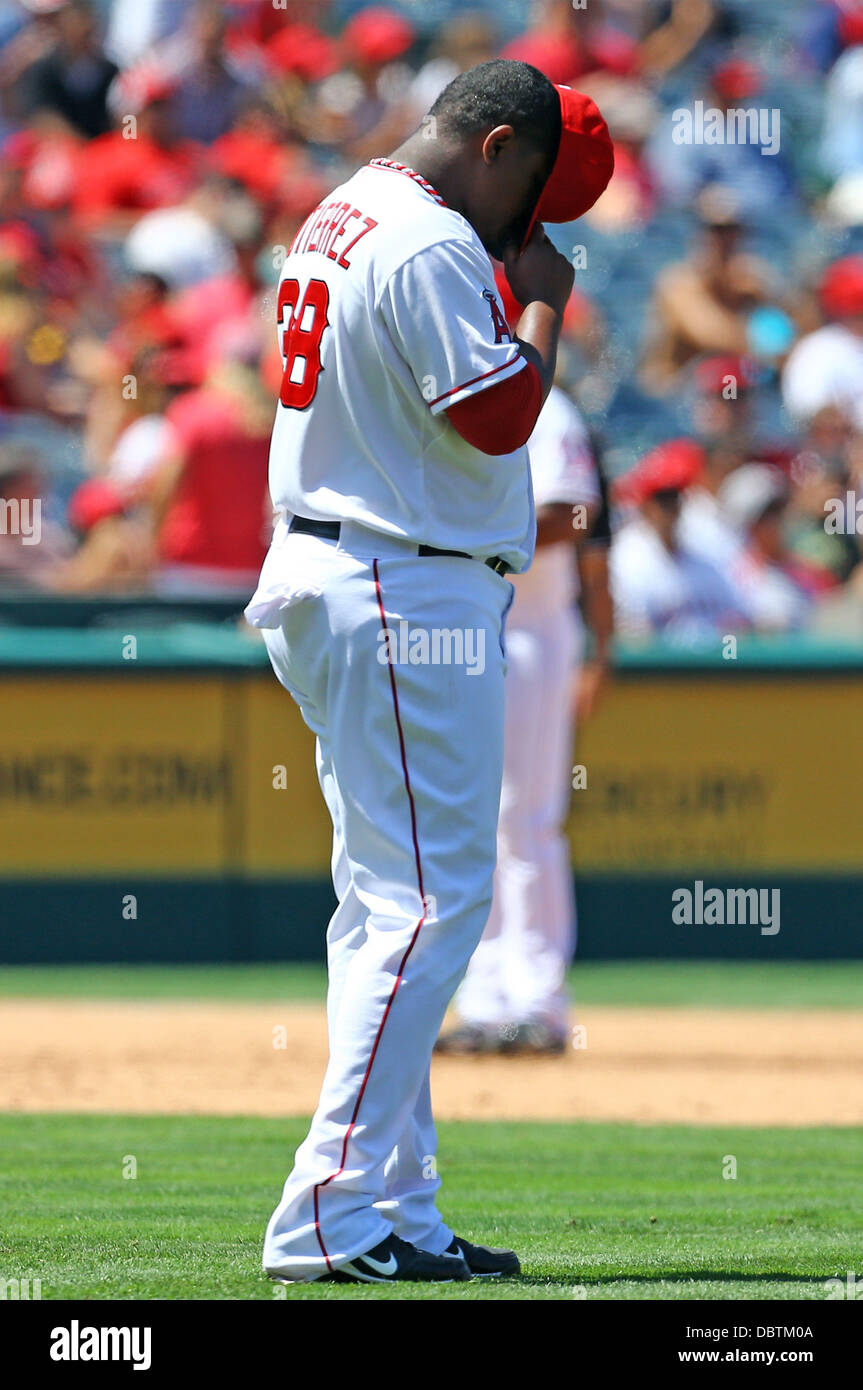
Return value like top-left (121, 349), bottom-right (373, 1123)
top-left (1, 0), bottom-right (863, 638)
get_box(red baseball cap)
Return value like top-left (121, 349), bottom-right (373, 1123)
top-left (344, 6), bottom-right (415, 66)
top-left (615, 439), bottom-right (704, 505)
top-left (266, 24), bottom-right (338, 83)
top-left (838, 1), bottom-right (863, 48)
top-left (711, 58), bottom-right (762, 101)
top-left (521, 85), bottom-right (614, 249)
top-left (820, 255), bottom-right (863, 319)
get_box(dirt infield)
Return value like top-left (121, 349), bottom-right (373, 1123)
top-left (2, 999), bottom-right (861, 1125)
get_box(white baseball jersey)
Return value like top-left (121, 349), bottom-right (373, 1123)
top-left (265, 159), bottom-right (535, 570)
top-left (509, 385), bottom-right (599, 615)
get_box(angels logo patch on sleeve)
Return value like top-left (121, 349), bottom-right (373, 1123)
top-left (482, 289), bottom-right (512, 344)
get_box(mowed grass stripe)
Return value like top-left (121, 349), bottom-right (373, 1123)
top-left (0, 1115), bottom-right (860, 1301)
top-left (1, 961), bottom-right (862, 1009)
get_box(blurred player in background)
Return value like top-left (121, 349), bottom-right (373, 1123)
top-left (438, 279), bottom-right (609, 1055)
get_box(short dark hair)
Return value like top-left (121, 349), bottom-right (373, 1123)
top-left (429, 59), bottom-right (561, 161)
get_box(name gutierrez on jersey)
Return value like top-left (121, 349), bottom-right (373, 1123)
top-left (289, 199), bottom-right (378, 269)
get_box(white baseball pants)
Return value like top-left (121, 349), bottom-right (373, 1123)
top-left (249, 527), bottom-right (512, 1281)
top-left (456, 603), bottom-right (581, 1035)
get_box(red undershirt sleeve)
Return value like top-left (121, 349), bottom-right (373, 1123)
top-left (445, 360), bottom-right (543, 456)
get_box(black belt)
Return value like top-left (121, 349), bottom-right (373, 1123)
top-left (288, 516), bottom-right (511, 575)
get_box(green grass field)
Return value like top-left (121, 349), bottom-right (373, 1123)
top-left (1, 962), bottom-right (861, 1301)
top-left (2, 959), bottom-right (862, 1008)
top-left (1, 1115), bottom-right (860, 1301)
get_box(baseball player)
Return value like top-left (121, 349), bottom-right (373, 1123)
top-left (437, 316), bottom-right (602, 1054)
top-left (245, 60), bottom-right (613, 1284)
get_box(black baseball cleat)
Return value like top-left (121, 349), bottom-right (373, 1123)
top-left (268, 1232), bottom-right (471, 1284)
top-left (445, 1235), bottom-right (521, 1278)
top-left (329, 1233), bottom-right (471, 1283)
top-left (497, 1021), bottom-right (567, 1056)
top-left (268, 1234), bottom-right (464, 1284)
top-left (436, 1020), bottom-right (567, 1056)
top-left (434, 1022), bottom-right (500, 1055)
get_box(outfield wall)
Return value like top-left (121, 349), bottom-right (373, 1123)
top-left (0, 621), bottom-right (861, 963)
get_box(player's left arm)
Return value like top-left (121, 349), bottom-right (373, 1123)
top-left (576, 459), bottom-right (615, 720)
top-left (576, 543), bottom-right (614, 720)
top-left (535, 500), bottom-right (598, 548)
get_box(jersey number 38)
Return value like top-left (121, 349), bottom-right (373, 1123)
top-left (278, 277), bottom-right (330, 410)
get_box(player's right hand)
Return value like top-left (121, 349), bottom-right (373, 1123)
top-left (502, 225), bottom-right (574, 318)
